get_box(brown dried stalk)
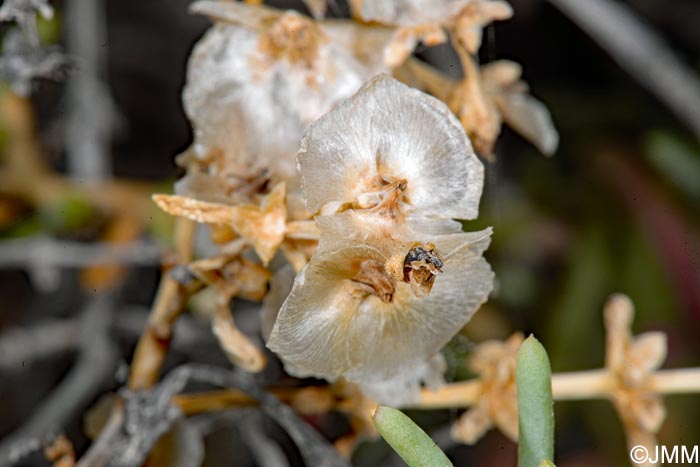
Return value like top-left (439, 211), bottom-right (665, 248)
top-left (415, 367), bottom-right (700, 409)
top-left (128, 217), bottom-right (201, 390)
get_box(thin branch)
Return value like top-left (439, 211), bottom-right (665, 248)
top-left (0, 297), bottom-right (119, 467)
top-left (548, 0), bottom-right (700, 140)
top-left (64, 0), bottom-right (114, 181)
top-left (0, 237), bottom-right (163, 268)
top-left (75, 399), bottom-right (125, 467)
top-left (0, 320), bottom-right (80, 371)
top-left (82, 364), bottom-right (349, 467)
top-left (128, 217), bottom-right (199, 390)
top-left (236, 411), bottom-right (290, 467)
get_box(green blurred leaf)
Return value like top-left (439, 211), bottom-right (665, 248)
top-left (37, 10), bottom-right (62, 45)
top-left (645, 132), bottom-right (700, 201)
top-left (516, 335), bottom-right (554, 467)
top-left (39, 194), bottom-right (98, 234)
top-left (547, 227), bottom-right (610, 371)
top-left (372, 406), bottom-right (453, 467)
top-left (619, 228), bottom-right (679, 326)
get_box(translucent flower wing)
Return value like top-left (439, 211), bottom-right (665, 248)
top-left (267, 233), bottom-right (493, 383)
top-left (495, 91), bottom-right (559, 156)
top-left (267, 245), bottom-right (388, 380)
top-left (299, 74), bottom-right (484, 219)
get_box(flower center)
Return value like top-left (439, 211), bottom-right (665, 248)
top-left (258, 13), bottom-right (325, 68)
top-left (350, 259), bottom-right (396, 303)
top-left (355, 177), bottom-right (408, 219)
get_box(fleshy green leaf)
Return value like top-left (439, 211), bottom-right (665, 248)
top-left (516, 335), bottom-right (555, 467)
top-left (372, 406), bottom-right (453, 467)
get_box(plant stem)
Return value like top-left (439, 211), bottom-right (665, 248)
top-left (415, 367), bottom-right (700, 409)
top-left (128, 217), bottom-right (199, 390)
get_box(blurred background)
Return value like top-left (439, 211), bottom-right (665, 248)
top-left (0, 0), bottom-right (699, 466)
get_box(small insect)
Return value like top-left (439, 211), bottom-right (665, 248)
top-left (403, 243), bottom-right (444, 297)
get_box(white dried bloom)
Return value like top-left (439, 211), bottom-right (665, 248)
top-left (298, 74), bottom-right (484, 221)
top-left (267, 231), bottom-right (493, 383)
top-left (266, 73), bottom-right (493, 385)
top-left (351, 0), bottom-right (471, 27)
top-left (350, 0), bottom-right (512, 65)
top-left (480, 60), bottom-right (559, 156)
top-left (183, 2), bottom-right (392, 180)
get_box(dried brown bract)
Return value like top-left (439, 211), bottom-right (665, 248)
top-left (451, 332), bottom-right (523, 444)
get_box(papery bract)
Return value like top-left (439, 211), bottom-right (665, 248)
top-left (267, 232), bottom-right (493, 383)
top-left (298, 74), bottom-right (484, 220)
top-left (183, 2), bottom-right (393, 181)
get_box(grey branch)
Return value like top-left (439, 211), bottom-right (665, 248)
top-left (160, 365), bottom-right (351, 467)
top-left (0, 0), bottom-right (53, 47)
top-left (85, 364), bottom-right (350, 467)
top-left (0, 236), bottom-right (163, 268)
top-left (65, 0), bottom-right (115, 181)
top-left (0, 307), bottom-right (214, 372)
top-left (0, 296), bottom-right (119, 467)
top-left (0, 319), bottom-right (80, 372)
top-left (237, 411), bottom-right (290, 467)
top-left (0, 28), bottom-right (70, 96)
top-left (548, 0), bottom-right (700, 141)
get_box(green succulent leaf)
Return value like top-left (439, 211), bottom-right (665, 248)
top-left (516, 335), bottom-right (555, 467)
top-left (372, 406), bottom-right (453, 467)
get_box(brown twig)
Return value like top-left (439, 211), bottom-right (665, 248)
top-left (172, 388), bottom-right (299, 415)
top-left (128, 218), bottom-right (200, 390)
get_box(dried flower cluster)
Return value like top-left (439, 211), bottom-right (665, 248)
top-left (267, 74), bottom-right (494, 400)
top-left (152, 0), bottom-right (557, 405)
top-left (604, 294), bottom-right (667, 467)
top-left (436, 294), bottom-right (674, 461)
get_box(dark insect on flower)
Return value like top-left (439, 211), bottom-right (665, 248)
top-left (403, 243), bottom-right (444, 297)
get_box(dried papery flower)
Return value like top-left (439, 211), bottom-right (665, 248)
top-left (448, 59), bottom-right (558, 157)
top-left (604, 294), bottom-right (667, 466)
top-left (478, 60), bottom-right (558, 156)
top-left (449, 0), bottom-right (513, 54)
top-left (451, 332), bottom-right (523, 444)
top-left (349, 0), bottom-right (512, 66)
top-left (267, 231), bottom-right (493, 384)
top-left (153, 182), bottom-right (288, 265)
top-left (183, 1), bottom-right (393, 182)
top-left (213, 301), bottom-right (267, 372)
top-left (188, 250), bottom-right (271, 305)
top-left (298, 74), bottom-right (484, 222)
top-left (188, 248), bottom-right (271, 372)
